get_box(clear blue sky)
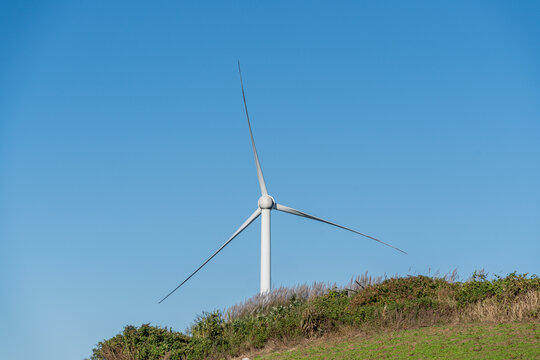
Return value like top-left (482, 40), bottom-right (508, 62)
top-left (1, 1), bottom-right (539, 359)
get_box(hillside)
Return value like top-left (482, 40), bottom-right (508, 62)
top-left (250, 323), bottom-right (539, 359)
top-left (89, 272), bottom-right (539, 359)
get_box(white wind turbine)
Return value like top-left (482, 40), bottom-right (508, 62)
top-left (158, 64), bottom-right (406, 303)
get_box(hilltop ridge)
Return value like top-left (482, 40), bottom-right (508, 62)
top-left (89, 272), bottom-right (539, 359)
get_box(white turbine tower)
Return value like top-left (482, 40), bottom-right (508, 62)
top-left (158, 64), bottom-right (406, 303)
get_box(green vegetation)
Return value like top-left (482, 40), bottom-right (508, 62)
top-left (255, 323), bottom-right (540, 360)
top-left (90, 272), bottom-right (539, 360)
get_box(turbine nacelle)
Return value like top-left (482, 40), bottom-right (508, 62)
top-left (258, 195), bottom-right (275, 209)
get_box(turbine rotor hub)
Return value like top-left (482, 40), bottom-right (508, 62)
top-left (258, 195), bottom-right (275, 209)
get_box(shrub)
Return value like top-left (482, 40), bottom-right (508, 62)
top-left (91, 324), bottom-right (191, 360)
top-left (348, 275), bottom-right (456, 308)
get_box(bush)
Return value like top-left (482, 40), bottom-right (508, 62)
top-left (348, 275), bottom-right (456, 308)
top-left (91, 324), bottom-right (191, 360)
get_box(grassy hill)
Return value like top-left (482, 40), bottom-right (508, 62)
top-left (251, 323), bottom-right (539, 359)
top-left (89, 272), bottom-right (539, 359)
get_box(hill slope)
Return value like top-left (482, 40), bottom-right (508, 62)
top-left (90, 272), bottom-right (539, 360)
top-left (252, 323), bottom-right (539, 360)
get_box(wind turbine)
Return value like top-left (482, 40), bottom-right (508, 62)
top-left (158, 64), bottom-right (406, 304)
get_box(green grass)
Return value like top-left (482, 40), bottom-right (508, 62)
top-left (255, 323), bottom-right (540, 360)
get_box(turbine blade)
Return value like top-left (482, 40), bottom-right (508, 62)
top-left (275, 203), bottom-right (407, 255)
top-left (158, 208), bottom-right (262, 303)
top-left (238, 61), bottom-right (268, 195)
